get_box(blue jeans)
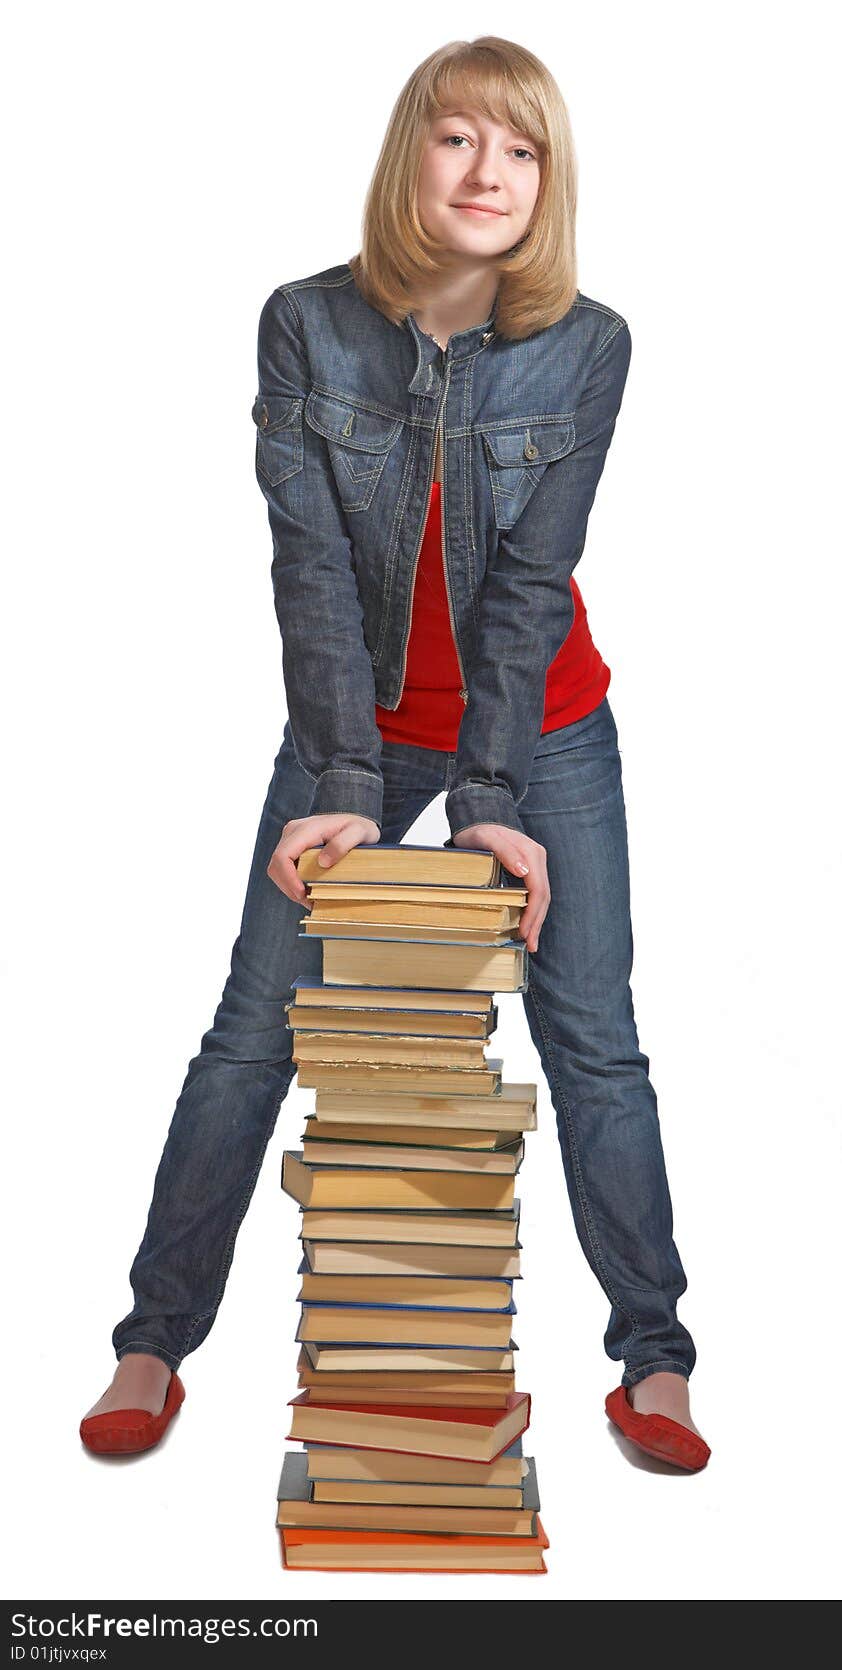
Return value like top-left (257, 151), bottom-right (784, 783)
top-left (112, 696), bottom-right (696, 1388)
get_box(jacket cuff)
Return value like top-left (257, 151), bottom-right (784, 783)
top-left (309, 768), bottom-right (383, 832)
top-left (444, 782), bottom-right (525, 843)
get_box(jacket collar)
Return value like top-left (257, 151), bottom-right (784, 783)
top-left (402, 297), bottom-right (498, 397)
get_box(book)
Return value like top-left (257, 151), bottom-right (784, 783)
top-left (287, 1003), bottom-right (498, 1038)
top-left (303, 1435), bottom-right (525, 1486)
top-left (298, 1137), bottom-right (524, 1175)
top-left (296, 1342), bottom-right (516, 1373)
top-left (302, 1118), bottom-right (519, 1150)
top-left (302, 919), bottom-right (518, 946)
top-left (297, 1386), bottom-right (511, 1409)
top-left (318, 937), bottom-right (528, 991)
top-left (283, 1151), bottom-right (515, 1212)
top-left (312, 1081), bottom-right (536, 1131)
top-left (285, 1389), bottom-right (531, 1463)
top-left (295, 843), bottom-right (502, 888)
top-left (291, 976), bottom-right (493, 1015)
top-left (299, 1342), bottom-right (517, 1396)
top-left (306, 1453), bottom-right (536, 1509)
top-left (299, 1201), bottom-right (521, 1248)
top-left (301, 1239), bottom-right (522, 1277)
top-left (296, 1300), bottom-right (516, 1348)
top-left (275, 1451), bottom-right (540, 1535)
top-left (279, 1516), bottom-right (549, 1573)
top-left (292, 1031), bottom-right (490, 1069)
top-left (296, 1264), bottom-right (515, 1310)
top-left (303, 883), bottom-right (524, 929)
top-left (295, 1058), bottom-right (503, 1095)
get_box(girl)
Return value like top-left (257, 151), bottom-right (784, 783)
top-left (81, 36), bottom-right (709, 1472)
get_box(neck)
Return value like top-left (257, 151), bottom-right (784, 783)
top-left (411, 265), bottom-right (498, 352)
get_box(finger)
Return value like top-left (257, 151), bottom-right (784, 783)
top-left (518, 868), bottom-right (550, 950)
top-left (316, 819), bottom-right (372, 869)
top-left (518, 896), bottom-right (546, 950)
top-left (268, 824), bottom-right (338, 901)
top-left (267, 843), bottom-right (310, 904)
top-left (500, 845), bottom-right (531, 882)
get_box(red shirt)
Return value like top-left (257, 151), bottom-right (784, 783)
top-left (375, 481), bottom-right (610, 749)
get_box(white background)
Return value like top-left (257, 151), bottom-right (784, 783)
top-left (3, 0), bottom-right (840, 1603)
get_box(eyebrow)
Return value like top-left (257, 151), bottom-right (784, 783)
top-left (434, 109), bottom-right (532, 141)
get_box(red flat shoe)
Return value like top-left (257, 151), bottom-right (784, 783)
top-left (79, 1371), bottom-right (186, 1456)
top-left (605, 1384), bottom-right (710, 1472)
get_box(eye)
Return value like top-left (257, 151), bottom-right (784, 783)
top-left (444, 134), bottom-right (469, 148)
top-left (511, 146), bottom-right (538, 163)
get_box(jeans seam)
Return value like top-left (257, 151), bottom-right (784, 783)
top-left (528, 985), bottom-right (641, 1356)
top-left (115, 1339), bottom-right (180, 1370)
top-left (316, 767), bottom-right (383, 781)
top-left (624, 1359), bottom-right (691, 1380)
top-left (173, 1069), bottom-right (294, 1361)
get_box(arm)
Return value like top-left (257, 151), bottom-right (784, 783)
top-left (254, 286), bottom-right (385, 832)
top-left (444, 318), bottom-right (633, 844)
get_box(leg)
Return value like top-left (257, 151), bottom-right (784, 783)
top-left (108, 724), bottom-right (445, 1376)
top-left (516, 697), bottom-right (698, 1392)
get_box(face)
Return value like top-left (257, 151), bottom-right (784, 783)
top-left (417, 104), bottom-right (541, 259)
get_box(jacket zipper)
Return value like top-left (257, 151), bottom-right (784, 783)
top-left (440, 451), bottom-right (468, 704)
top-left (394, 362), bottom-right (458, 706)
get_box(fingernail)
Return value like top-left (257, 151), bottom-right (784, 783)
top-left (318, 854), bottom-right (330, 865)
top-left (516, 862), bottom-right (529, 873)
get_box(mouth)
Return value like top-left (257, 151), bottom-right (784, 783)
top-left (451, 204), bottom-right (506, 217)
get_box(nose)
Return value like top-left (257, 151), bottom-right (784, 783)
top-left (462, 143), bottom-right (504, 194)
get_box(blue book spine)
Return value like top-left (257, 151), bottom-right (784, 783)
top-left (298, 1298), bottom-right (517, 1317)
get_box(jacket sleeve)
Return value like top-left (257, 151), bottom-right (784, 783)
top-left (253, 286), bottom-right (385, 831)
top-left (443, 318), bottom-right (632, 844)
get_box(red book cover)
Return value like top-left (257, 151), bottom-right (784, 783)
top-left (279, 1513), bottom-right (549, 1575)
top-left (285, 1390), bottom-right (530, 1465)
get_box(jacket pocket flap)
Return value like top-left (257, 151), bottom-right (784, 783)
top-left (252, 393), bottom-right (303, 434)
top-left (305, 390), bottom-right (402, 452)
top-left (483, 419), bottom-right (575, 467)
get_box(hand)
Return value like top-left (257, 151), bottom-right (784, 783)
top-left (450, 824), bottom-right (550, 953)
top-left (267, 812), bottom-right (381, 907)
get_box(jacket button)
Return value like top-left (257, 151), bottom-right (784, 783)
top-left (481, 330), bottom-right (494, 344)
top-left (523, 441), bottom-right (539, 460)
top-left (459, 688), bottom-right (469, 703)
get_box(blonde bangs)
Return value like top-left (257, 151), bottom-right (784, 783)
top-left (348, 37), bottom-right (579, 342)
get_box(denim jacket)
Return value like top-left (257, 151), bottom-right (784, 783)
top-left (252, 261), bottom-right (631, 841)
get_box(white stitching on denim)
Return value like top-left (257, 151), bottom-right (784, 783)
top-left (525, 984), bottom-right (641, 1355)
top-left (592, 319), bottom-right (627, 363)
top-left (316, 768), bottom-right (383, 782)
top-left (574, 297), bottom-right (629, 329)
top-left (115, 1340), bottom-right (180, 1370)
top-left (461, 356), bottom-right (480, 626)
top-left (280, 272), bottom-right (356, 295)
top-left (372, 396), bottom-right (424, 668)
top-left (623, 1359), bottom-right (691, 1383)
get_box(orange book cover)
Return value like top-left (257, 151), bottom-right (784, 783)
top-left (285, 1389), bottom-right (530, 1464)
top-left (279, 1513), bottom-right (549, 1574)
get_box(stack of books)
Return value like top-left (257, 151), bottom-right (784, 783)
top-left (275, 841), bottom-right (548, 1574)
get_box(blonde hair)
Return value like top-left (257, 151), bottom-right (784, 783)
top-left (348, 36), bottom-right (578, 342)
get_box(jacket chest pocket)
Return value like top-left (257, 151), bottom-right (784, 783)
top-left (252, 394), bottom-right (304, 486)
top-left (305, 390), bottom-right (403, 513)
top-left (481, 418), bottom-right (575, 529)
